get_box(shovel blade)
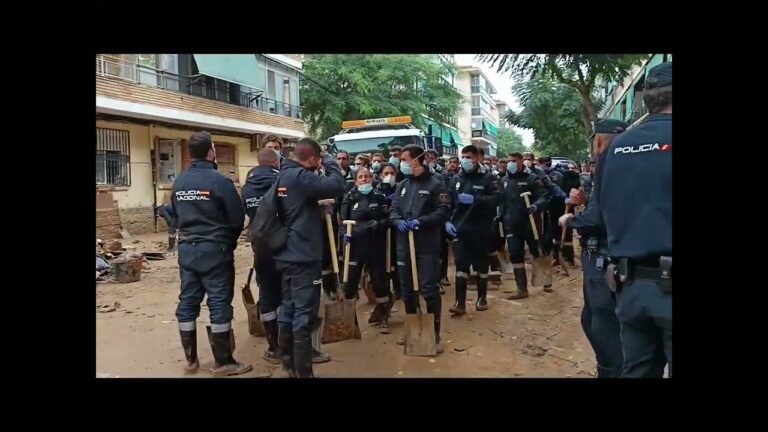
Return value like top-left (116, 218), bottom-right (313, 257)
top-left (322, 299), bottom-right (359, 344)
top-left (242, 287), bottom-right (265, 337)
top-left (404, 312), bottom-right (437, 357)
top-left (531, 257), bottom-right (553, 286)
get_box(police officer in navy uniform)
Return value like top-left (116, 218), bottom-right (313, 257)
top-left (172, 132), bottom-right (251, 376)
top-left (596, 62), bottom-right (672, 378)
top-left (445, 145), bottom-right (502, 315)
top-left (156, 203), bottom-right (178, 252)
top-left (242, 148), bottom-right (282, 365)
top-left (561, 119), bottom-right (628, 378)
top-left (340, 167), bottom-right (392, 333)
top-left (425, 149), bottom-right (450, 292)
top-left (390, 144), bottom-right (451, 353)
top-left (388, 146), bottom-right (406, 183)
top-left (500, 152), bottom-right (552, 299)
top-left (274, 138), bottom-right (345, 378)
top-left (377, 163), bottom-right (403, 300)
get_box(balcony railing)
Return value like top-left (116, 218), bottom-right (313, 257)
top-left (96, 55), bottom-right (302, 120)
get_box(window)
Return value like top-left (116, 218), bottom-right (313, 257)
top-left (156, 139), bottom-right (179, 183)
top-left (96, 128), bottom-right (130, 186)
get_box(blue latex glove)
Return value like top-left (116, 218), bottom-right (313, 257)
top-left (343, 233), bottom-right (351, 244)
top-left (445, 221), bottom-right (458, 237)
top-left (458, 193), bottom-right (474, 205)
top-left (565, 197), bottom-right (572, 205)
top-left (528, 204), bottom-right (538, 214)
top-left (407, 219), bottom-right (421, 231)
top-left (397, 220), bottom-right (410, 233)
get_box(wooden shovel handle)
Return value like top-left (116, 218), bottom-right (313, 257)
top-left (522, 194), bottom-right (539, 241)
top-left (408, 230), bottom-right (419, 292)
top-left (325, 213), bottom-right (340, 274)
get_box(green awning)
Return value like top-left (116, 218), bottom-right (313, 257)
top-left (446, 128), bottom-right (463, 147)
top-left (193, 54), bottom-right (266, 91)
top-left (424, 119), bottom-right (463, 147)
top-left (483, 121), bottom-right (498, 137)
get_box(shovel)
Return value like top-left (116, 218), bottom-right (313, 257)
top-left (404, 230), bottom-right (437, 357)
top-left (241, 266), bottom-right (265, 337)
top-left (556, 204), bottom-right (572, 277)
top-left (521, 192), bottom-right (552, 287)
top-left (321, 215), bottom-right (361, 343)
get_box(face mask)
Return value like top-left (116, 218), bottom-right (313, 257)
top-left (460, 158), bottom-right (474, 172)
top-left (382, 175), bottom-right (395, 185)
top-left (492, 170), bottom-right (499, 176)
top-left (273, 149), bottom-right (283, 161)
top-left (388, 157), bottom-right (400, 168)
top-left (358, 183), bottom-right (373, 195)
top-left (507, 162), bottom-right (518, 174)
top-left (372, 162), bottom-right (381, 173)
top-left (350, 165), bottom-right (359, 174)
top-left (523, 160), bottom-right (532, 168)
top-left (400, 161), bottom-right (413, 176)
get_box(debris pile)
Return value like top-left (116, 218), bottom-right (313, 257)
top-left (96, 238), bottom-right (167, 283)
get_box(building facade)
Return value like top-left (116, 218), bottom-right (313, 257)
top-left (96, 54), bottom-right (305, 238)
top-left (422, 54), bottom-right (465, 157)
top-left (598, 54), bottom-right (672, 124)
top-left (456, 66), bottom-right (499, 157)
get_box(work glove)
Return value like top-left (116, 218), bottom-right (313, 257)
top-left (528, 204), bottom-right (538, 214)
top-left (445, 222), bottom-right (458, 237)
top-left (397, 220), bottom-right (410, 233)
top-left (407, 219), bottom-right (421, 231)
top-left (343, 233), bottom-right (351, 244)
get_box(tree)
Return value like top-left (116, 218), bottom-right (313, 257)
top-left (476, 54), bottom-right (648, 136)
top-left (301, 54), bottom-right (462, 141)
top-left (505, 75), bottom-right (602, 161)
top-left (496, 128), bottom-right (526, 156)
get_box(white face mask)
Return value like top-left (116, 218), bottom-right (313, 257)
top-left (523, 160), bottom-right (532, 168)
top-left (382, 175), bottom-right (395, 185)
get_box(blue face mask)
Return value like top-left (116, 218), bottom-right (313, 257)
top-left (400, 161), bottom-right (413, 176)
top-left (350, 165), bottom-right (359, 174)
top-left (507, 162), bottom-right (518, 174)
top-left (461, 158), bottom-right (475, 172)
top-left (372, 162), bottom-right (381, 173)
top-left (358, 183), bottom-right (373, 195)
top-left (388, 156), bottom-right (400, 168)
top-left (273, 149), bottom-right (282, 161)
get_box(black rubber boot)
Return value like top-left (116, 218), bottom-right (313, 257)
top-left (368, 303), bottom-right (385, 324)
top-left (508, 268), bottom-right (529, 299)
top-left (432, 309), bottom-right (444, 355)
top-left (476, 277), bottom-right (489, 311)
top-left (311, 319), bottom-right (331, 363)
top-left (262, 319), bottom-right (280, 365)
top-left (293, 330), bottom-right (314, 378)
top-left (449, 276), bottom-right (467, 315)
top-left (210, 330), bottom-right (252, 376)
top-left (278, 325), bottom-right (296, 378)
top-left (322, 272), bottom-right (337, 299)
top-left (167, 235), bottom-right (176, 252)
top-left (179, 329), bottom-right (199, 374)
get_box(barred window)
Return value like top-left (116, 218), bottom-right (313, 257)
top-left (96, 127), bottom-right (131, 186)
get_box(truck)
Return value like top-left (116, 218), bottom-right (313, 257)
top-left (327, 116), bottom-right (427, 157)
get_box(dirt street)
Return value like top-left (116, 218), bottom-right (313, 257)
top-left (96, 233), bottom-right (594, 378)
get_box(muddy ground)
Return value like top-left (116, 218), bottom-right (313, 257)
top-left (96, 233), bottom-right (594, 378)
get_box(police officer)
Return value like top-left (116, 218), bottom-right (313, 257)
top-left (172, 132), bottom-right (250, 376)
top-left (340, 167), bottom-right (392, 333)
top-left (499, 152), bottom-right (551, 299)
top-left (336, 151), bottom-right (356, 193)
top-left (447, 156), bottom-right (460, 175)
top-left (545, 160), bottom-right (581, 266)
top-left (388, 145), bottom-right (406, 183)
top-left (425, 149), bottom-right (450, 291)
top-left (390, 145), bottom-right (451, 353)
top-left (445, 145), bottom-right (502, 315)
top-left (242, 148), bottom-right (282, 364)
top-left (377, 163), bottom-right (402, 300)
top-left (595, 62), bottom-right (672, 378)
top-left (561, 119), bottom-right (628, 378)
top-left (156, 203), bottom-right (178, 252)
top-left (274, 138), bottom-right (345, 378)
top-left (497, 158), bottom-right (508, 179)
top-left (247, 135), bottom-right (284, 179)
top-left (371, 153), bottom-right (385, 179)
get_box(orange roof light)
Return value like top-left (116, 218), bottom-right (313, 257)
top-left (341, 116), bottom-right (413, 129)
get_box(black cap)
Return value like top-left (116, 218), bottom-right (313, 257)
top-left (594, 119), bottom-right (629, 135)
top-left (645, 62), bottom-right (672, 89)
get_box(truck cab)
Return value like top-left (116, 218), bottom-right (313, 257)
top-left (328, 116), bottom-right (426, 157)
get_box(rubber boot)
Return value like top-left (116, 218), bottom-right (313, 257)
top-left (488, 254), bottom-right (503, 286)
top-left (262, 319), bottom-right (280, 365)
top-left (449, 275), bottom-right (467, 315)
top-left (434, 313), bottom-right (444, 355)
top-left (167, 235), bottom-right (176, 252)
top-left (311, 319), bottom-right (331, 363)
top-left (293, 330), bottom-right (314, 378)
top-left (179, 329), bottom-right (199, 374)
top-left (321, 272), bottom-right (338, 300)
top-left (278, 325), bottom-right (296, 378)
top-left (508, 268), bottom-right (529, 299)
top-left (210, 329), bottom-right (253, 376)
top-left (476, 277), bottom-right (489, 311)
top-left (368, 303), bottom-right (385, 325)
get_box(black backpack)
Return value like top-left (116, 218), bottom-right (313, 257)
top-left (249, 174), bottom-right (287, 253)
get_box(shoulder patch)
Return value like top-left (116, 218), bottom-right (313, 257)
top-left (439, 193), bottom-right (449, 203)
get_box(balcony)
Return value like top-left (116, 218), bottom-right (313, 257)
top-left (96, 55), bottom-right (302, 119)
top-left (472, 129), bottom-right (497, 144)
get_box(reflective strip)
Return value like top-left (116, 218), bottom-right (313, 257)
top-left (552, 240), bottom-right (559, 245)
top-left (506, 234), bottom-right (514, 238)
top-left (488, 252), bottom-right (499, 257)
top-left (322, 270), bottom-right (333, 275)
top-left (211, 322), bottom-right (231, 333)
top-left (397, 261), bottom-right (406, 266)
top-left (349, 261), bottom-right (358, 266)
top-left (512, 263), bottom-right (525, 269)
top-left (456, 271), bottom-right (468, 278)
top-left (260, 311), bottom-right (277, 322)
top-left (489, 270), bottom-right (501, 276)
top-left (313, 279), bottom-right (322, 285)
top-left (178, 321), bottom-right (196, 331)
top-left (479, 273), bottom-right (489, 279)
top-left (376, 296), bottom-right (390, 304)
top-left (276, 305), bottom-right (283, 316)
